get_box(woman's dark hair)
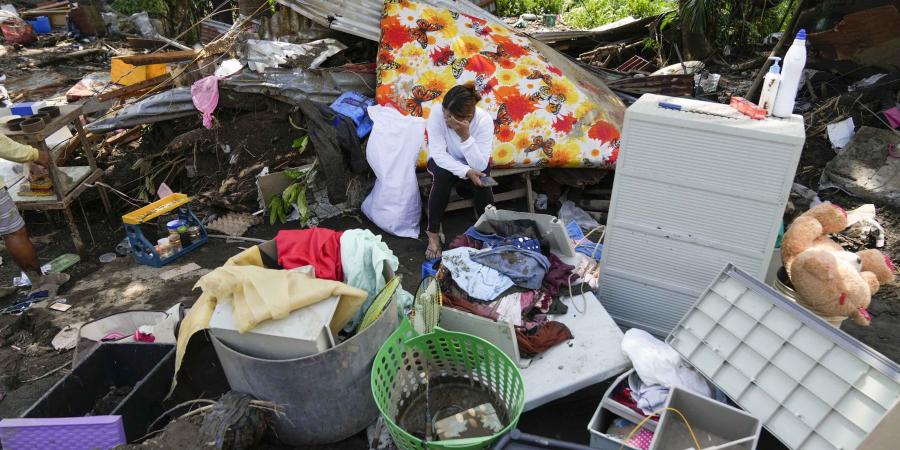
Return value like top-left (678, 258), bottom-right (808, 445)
top-left (442, 83), bottom-right (481, 119)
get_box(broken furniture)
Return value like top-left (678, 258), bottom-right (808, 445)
top-left (417, 167), bottom-right (540, 214)
top-left (1, 104), bottom-right (113, 257)
top-left (648, 386), bottom-right (761, 450)
top-left (21, 343), bottom-right (175, 442)
top-left (439, 206), bottom-right (630, 411)
top-left (668, 264), bottom-right (900, 450)
top-left (122, 193), bottom-right (208, 267)
top-left (598, 93), bottom-right (805, 335)
top-left (587, 369), bottom-right (655, 450)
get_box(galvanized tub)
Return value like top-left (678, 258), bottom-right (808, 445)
top-left (211, 298), bottom-right (399, 445)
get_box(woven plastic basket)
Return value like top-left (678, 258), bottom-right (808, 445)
top-left (372, 320), bottom-right (525, 450)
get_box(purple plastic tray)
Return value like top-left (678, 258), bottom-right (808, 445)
top-left (0, 415), bottom-right (126, 450)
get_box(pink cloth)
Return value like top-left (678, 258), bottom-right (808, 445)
top-left (191, 75), bottom-right (220, 129)
top-left (885, 107), bottom-right (900, 129)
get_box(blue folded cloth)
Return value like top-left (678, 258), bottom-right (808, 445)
top-left (566, 220), bottom-right (603, 259)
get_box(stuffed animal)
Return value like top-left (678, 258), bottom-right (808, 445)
top-left (782, 202), bottom-right (895, 326)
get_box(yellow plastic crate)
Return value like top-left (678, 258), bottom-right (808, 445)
top-left (122, 193), bottom-right (191, 225)
top-left (110, 57), bottom-right (168, 86)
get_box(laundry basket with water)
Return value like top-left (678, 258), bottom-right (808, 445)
top-left (372, 317), bottom-right (525, 450)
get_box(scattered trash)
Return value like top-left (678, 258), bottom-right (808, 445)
top-left (159, 262), bottom-right (202, 281)
top-left (51, 323), bottom-right (82, 351)
top-left (826, 117), bottom-right (855, 150)
top-left (98, 253), bottom-right (116, 263)
top-left (206, 212), bottom-right (262, 237)
top-left (48, 301), bottom-right (71, 312)
top-left (534, 194), bottom-right (548, 211)
top-left (821, 126), bottom-right (900, 207)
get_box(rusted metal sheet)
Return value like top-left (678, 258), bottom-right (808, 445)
top-left (807, 3), bottom-right (900, 72)
top-left (607, 75), bottom-right (694, 97)
top-left (199, 19), bottom-right (230, 45)
top-left (615, 55), bottom-right (655, 73)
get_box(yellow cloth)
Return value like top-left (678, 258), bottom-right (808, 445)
top-left (172, 245), bottom-right (368, 391)
top-left (0, 133), bottom-right (39, 189)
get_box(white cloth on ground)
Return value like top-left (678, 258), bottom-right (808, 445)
top-left (340, 229), bottom-right (414, 331)
top-left (440, 247), bottom-right (514, 302)
top-left (627, 371), bottom-right (670, 415)
top-left (362, 105), bottom-right (424, 238)
top-left (426, 106), bottom-right (494, 179)
top-left (621, 328), bottom-right (712, 398)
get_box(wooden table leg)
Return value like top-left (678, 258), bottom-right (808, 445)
top-left (524, 172), bottom-right (535, 213)
top-left (97, 182), bottom-right (114, 223)
top-left (63, 206), bottom-right (86, 257)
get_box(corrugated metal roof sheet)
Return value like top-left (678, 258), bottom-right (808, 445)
top-left (274, 0), bottom-right (507, 42)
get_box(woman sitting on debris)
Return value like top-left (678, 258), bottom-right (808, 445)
top-left (425, 83), bottom-right (495, 259)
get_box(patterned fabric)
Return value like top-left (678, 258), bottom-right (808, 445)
top-left (0, 188), bottom-right (25, 236)
top-left (377, 0), bottom-right (624, 169)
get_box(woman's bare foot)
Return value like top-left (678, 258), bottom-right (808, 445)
top-left (425, 231), bottom-right (442, 260)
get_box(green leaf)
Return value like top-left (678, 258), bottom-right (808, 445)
top-left (296, 186), bottom-right (309, 226)
top-left (284, 169), bottom-right (304, 181)
top-left (268, 195), bottom-right (285, 225)
top-left (291, 136), bottom-right (309, 154)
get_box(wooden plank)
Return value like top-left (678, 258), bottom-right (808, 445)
top-left (96, 73), bottom-right (174, 102)
top-left (446, 188), bottom-right (526, 211)
top-left (118, 50), bottom-right (198, 66)
top-left (15, 168), bottom-right (102, 211)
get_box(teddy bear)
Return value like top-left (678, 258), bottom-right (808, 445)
top-left (782, 202), bottom-right (895, 326)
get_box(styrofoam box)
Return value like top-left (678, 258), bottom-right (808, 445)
top-left (210, 267), bottom-right (339, 361)
top-left (667, 264), bottom-right (900, 450)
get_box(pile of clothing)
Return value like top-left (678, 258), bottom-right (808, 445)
top-left (439, 218), bottom-right (579, 357)
top-left (274, 228), bottom-right (413, 332)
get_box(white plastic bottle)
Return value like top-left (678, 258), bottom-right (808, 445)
top-left (758, 57), bottom-right (781, 116)
top-left (772, 29), bottom-right (807, 118)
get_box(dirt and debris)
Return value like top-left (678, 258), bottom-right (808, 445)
top-left (91, 384), bottom-right (131, 415)
top-left (0, 0), bottom-right (898, 448)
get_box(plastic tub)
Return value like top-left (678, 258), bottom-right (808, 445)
top-left (22, 343), bottom-right (176, 442)
top-left (27, 16), bottom-right (51, 34)
top-left (493, 429), bottom-right (594, 449)
top-left (648, 387), bottom-right (761, 450)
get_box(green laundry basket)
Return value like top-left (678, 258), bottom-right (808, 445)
top-left (371, 319), bottom-right (525, 450)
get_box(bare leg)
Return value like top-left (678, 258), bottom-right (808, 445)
top-left (4, 226), bottom-right (40, 273)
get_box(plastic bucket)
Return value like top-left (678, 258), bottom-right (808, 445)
top-left (211, 298), bottom-right (400, 445)
top-left (372, 320), bottom-right (525, 450)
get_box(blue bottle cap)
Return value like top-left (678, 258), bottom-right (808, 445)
top-left (796, 29), bottom-right (806, 40)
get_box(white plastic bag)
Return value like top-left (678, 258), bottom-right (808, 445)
top-left (621, 328), bottom-right (712, 398)
top-left (362, 105), bottom-right (424, 238)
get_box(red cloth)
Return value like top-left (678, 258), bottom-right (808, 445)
top-left (274, 228), bottom-right (344, 281)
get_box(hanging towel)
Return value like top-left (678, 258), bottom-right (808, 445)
top-left (362, 105), bottom-right (425, 238)
top-left (340, 229), bottom-right (414, 331)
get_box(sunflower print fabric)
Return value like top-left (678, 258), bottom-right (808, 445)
top-left (377, 0), bottom-right (623, 169)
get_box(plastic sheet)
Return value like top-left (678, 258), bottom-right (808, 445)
top-left (85, 88), bottom-right (195, 133)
